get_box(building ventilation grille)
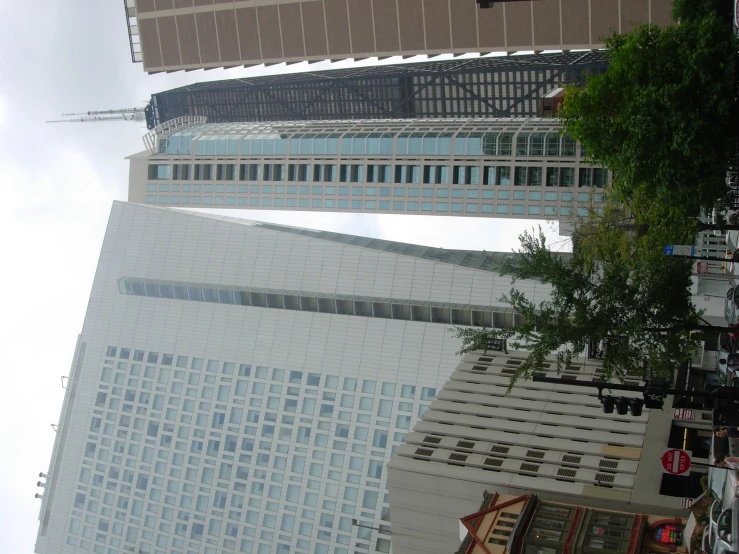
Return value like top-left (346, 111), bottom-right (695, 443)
top-left (526, 450), bottom-right (545, 459)
top-left (520, 463), bottom-right (540, 473)
top-left (561, 374), bottom-right (577, 381)
top-left (472, 365), bottom-right (488, 371)
top-left (449, 453), bottom-right (468, 462)
top-left (599, 459), bottom-right (618, 470)
top-left (595, 473), bottom-right (615, 483)
top-left (505, 359), bottom-right (523, 366)
top-left (491, 445), bottom-right (510, 454)
top-left (564, 365), bottom-right (580, 372)
top-left (414, 448), bottom-right (434, 456)
top-left (532, 372), bottom-right (545, 379)
top-left (500, 368), bottom-right (517, 376)
top-left (557, 468), bottom-right (577, 478)
top-left (423, 436), bottom-right (442, 444)
top-left (479, 357), bottom-right (493, 362)
top-left (484, 457), bottom-right (503, 467)
top-left (562, 454), bottom-right (582, 464)
top-left (457, 440), bottom-right (476, 449)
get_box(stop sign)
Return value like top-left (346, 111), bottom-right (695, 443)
top-left (661, 449), bottom-right (691, 475)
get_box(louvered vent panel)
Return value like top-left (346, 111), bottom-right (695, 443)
top-left (526, 450), bottom-right (545, 459)
top-left (449, 453), bottom-right (468, 462)
top-left (505, 359), bottom-right (523, 366)
top-left (500, 368), bottom-right (516, 376)
top-left (561, 374), bottom-right (577, 381)
top-left (491, 445), bottom-right (510, 454)
top-left (565, 365), bottom-right (580, 372)
top-left (472, 365), bottom-right (488, 371)
top-left (484, 458), bottom-right (503, 467)
top-left (479, 357), bottom-right (493, 362)
top-left (457, 440), bottom-right (476, 449)
top-left (599, 459), bottom-right (619, 470)
top-left (423, 436), bottom-right (441, 444)
top-left (415, 448), bottom-right (434, 456)
top-left (562, 454), bottom-right (582, 464)
top-left (520, 463), bottom-right (540, 473)
top-left (557, 468), bottom-right (577, 478)
top-left (595, 473), bottom-right (615, 483)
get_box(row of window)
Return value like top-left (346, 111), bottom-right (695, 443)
top-left (76, 352), bottom-right (408, 554)
top-left (120, 279), bottom-right (525, 328)
top-left (158, 131), bottom-right (577, 159)
top-left (145, 195), bottom-right (596, 216)
top-left (148, 183), bottom-right (603, 203)
top-left (151, 163), bottom-right (608, 188)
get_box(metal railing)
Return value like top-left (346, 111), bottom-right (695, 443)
top-left (122, 0), bottom-right (142, 63)
top-left (142, 116), bottom-right (207, 154)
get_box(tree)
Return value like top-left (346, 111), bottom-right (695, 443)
top-left (454, 205), bottom-right (706, 386)
top-left (559, 8), bottom-right (738, 217)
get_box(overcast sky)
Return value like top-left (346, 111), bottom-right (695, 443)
top-left (0, 2), bottom-right (564, 553)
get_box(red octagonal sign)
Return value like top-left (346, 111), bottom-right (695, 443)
top-left (662, 449), bottom-right (691, 475)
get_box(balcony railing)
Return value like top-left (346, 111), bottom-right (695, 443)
top-left (123, 0), bottom-right (142, 63)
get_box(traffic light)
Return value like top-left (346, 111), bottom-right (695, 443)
top-left (602, 396), bottom-right (615, 413)
top-left (615, 397), bottom-right (630, 415)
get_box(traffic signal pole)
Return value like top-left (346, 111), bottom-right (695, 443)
top-left (531, 375), bottom-right (707, 397)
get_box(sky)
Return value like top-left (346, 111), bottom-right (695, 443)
top-left (0, 2), bottom-right (563, 553)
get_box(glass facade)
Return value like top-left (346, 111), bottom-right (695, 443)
top-left (146, 51), bottom-right (608, 128)
top-left (136, 118), bottom-right (610, 222)
top-left (67, 346), bottom-right (427, 554)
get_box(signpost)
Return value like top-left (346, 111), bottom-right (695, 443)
top-left (663, 245), bottom-right (695, 257)
top-left (661, 449), bottom-right (691, 476)
top-left (487, 339), bottom-right (507, 353)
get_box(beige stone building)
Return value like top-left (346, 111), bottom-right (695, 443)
top-left (122, 0), bottom-right (675, 73)
top-left (387, 348), bottom-right (713, 554)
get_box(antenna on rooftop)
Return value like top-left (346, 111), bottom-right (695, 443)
top-left (47, 107), bottom-right (148, 124)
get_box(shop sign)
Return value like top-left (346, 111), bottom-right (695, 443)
top-left (673, 408), bottom-right (695, 420)
top-left (681, 498), bottom-right (694, 509)
top-left (487, 339), bottom-right (507, 352)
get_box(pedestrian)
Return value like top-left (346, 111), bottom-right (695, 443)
top-left (715, 455), bottom-right (739, 469)
top-left (715, 427), bottom-right (739, 438)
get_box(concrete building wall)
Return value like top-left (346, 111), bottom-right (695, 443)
top-left (35, 202), bottom-right (554, 554)
top-left (130, 0), bottom-right (674, 73)
top-left (387, 350), bottom-right (690, 554)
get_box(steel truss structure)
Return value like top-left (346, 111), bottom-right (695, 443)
top-left (146, 51), bottom-right (608, 129)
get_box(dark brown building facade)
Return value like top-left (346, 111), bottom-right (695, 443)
top-left (125, 0), bottom-right (675, 73)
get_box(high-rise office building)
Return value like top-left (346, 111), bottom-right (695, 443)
top-left (123, 0), bottom-right (673, 74)
top-left (386, 349), bottom-right (711, 554)
top-left (35, 202), bottom-right (554, 554)
top-left (144, 52), bottom-right (608, 128)
top-left (129, 118), bottom-right (609, 221)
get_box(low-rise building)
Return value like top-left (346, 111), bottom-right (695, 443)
top-left (387, 348), bottom-right (711, 554)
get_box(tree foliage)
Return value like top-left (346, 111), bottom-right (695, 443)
top-left (559, 10), bottom-right (738, 216)
top-left (454, 205), bottom-right (702, 386)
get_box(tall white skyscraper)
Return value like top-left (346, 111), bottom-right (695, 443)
top-left (129, 118), bottom-right (610, 221)
top-left (35, 202), bottom-right (552, 554)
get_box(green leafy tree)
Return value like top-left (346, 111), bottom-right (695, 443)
top-left (454, 213), bottom-right (706, 386)
top-left (559, 9), bottom-right (738, 216)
